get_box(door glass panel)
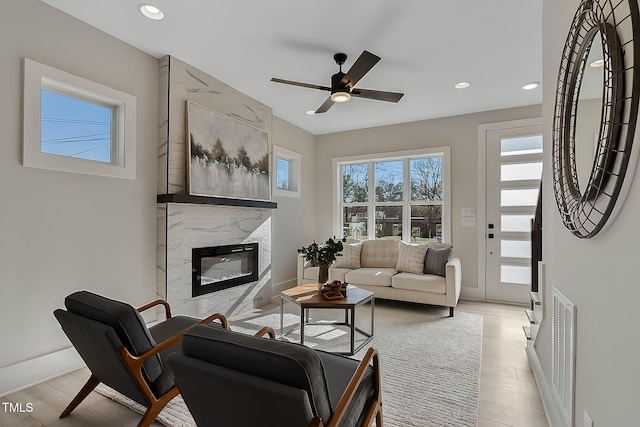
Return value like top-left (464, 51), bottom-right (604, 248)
top-left (501, 162), bottom-right (543, 182)
top-left (343, 206), bottom-right (368, 240)
top-left (501, 240), bottom-right (530, 258)
top-left (375, 206), bottom-right (402, 240)
top-left (501, 214), bottom-right (534, 232)
top-left (501, 188), bottom-right (539, 206)
top-left (501, 135), bottom-right (543, 156)
top-left (501, 265), bottom-right (531, 285)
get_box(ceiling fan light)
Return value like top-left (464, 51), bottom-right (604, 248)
top-left (331, 91), bottom-right (351, 103)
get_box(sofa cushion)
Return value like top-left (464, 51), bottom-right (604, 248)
top-left (391, 272), bottom-right (447, 294)
top-left (424, 246), bottom-right (453, 276)
top-left (345, 268), bottom-right (397, 287)
top-left (333, 243), bottom-right (362, 269)
top-left (360, 240), bottom-right (400, 269)
top-left (328, 267), bottom-right (351, 283)
top-left (396, 242), bottom-right (429, 274)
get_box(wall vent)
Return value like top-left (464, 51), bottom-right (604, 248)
top-left (552, 287), bottom-right (576, 427)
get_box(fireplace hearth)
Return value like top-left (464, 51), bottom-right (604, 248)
top-left (192, 243), bottom-right (258, 297)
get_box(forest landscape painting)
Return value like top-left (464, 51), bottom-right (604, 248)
top-left (187, 101), bottom-right (270, 200)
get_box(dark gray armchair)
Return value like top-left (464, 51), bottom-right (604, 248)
top-left (168, 325), bottom-right (383, 427)
top-left (53, 290), bottom-right (228, 427)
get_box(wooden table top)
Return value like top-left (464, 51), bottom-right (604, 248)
top-left (281, 284), bottom-right (374, 307)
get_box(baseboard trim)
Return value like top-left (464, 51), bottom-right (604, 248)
top-left (460, 286), bottom-right (484, 300)
top-left (526, 343), bottom-right (567, 427)
top-left (0, 347), bottom-right (85, 398)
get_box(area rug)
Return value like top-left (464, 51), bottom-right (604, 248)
top-left (96, 300), bottom-right (482, 427)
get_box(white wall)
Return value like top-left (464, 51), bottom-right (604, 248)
top-left (538, 0), bottom-right (640, 425)
top-left (271, 116), bottom-right (317, 294)
top-left (315, 105), bottom-right (541, 292)
top-left (0, 0), bottom-right (159, 387)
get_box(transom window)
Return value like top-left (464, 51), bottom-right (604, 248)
top-left (334, 147), bottom-right (450, 242)
top-left (23, 58), bottom-right (136, 179)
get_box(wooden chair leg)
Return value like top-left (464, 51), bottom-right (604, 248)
top-left (376, 407), bottom-right (383, 427)
top-left (137, 386), bottom-right (179, 427)
top-left (59, 374), bottom-right (100, 418)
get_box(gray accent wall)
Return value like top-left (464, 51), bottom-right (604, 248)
top-left (0, 0), bottom-right (159, 369)
top-left (539, 0), bottom-right (640, 424)
top-left (315, 105), bottom-right (542, 293)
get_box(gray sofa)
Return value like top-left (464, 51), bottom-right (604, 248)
top-left (298, 239), bottom-right (461, 316)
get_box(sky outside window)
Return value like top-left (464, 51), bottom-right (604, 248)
top-left (40, 89), bottom-right (112, 163)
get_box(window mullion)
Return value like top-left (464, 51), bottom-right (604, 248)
top-left (368, 161), bottom-right (375, 240)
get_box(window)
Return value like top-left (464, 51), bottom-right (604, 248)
top-left (334, 147), bottom-right (450, 242)
top-left (273, 145), bottom-right (301, 198)
top-left (23, 58), bottom-right (136, 178)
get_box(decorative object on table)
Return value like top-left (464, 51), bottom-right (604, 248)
top-left (321, 280), bottom-right (348, 300)
top-left (552, 0), bottom-right (640, 238)
top-left (186, 101), bottom-right (270, 201)
top-left (297, 237), bottom-right (345, 285)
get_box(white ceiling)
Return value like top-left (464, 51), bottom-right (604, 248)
top-left (41, 0), bottom-right (542, 135)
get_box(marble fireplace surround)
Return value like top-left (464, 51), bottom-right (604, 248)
top-left (156, 56), bottom-right (276, 319)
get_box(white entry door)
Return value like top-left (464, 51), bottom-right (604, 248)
top-left (485, 126), bottom-right (542, 304)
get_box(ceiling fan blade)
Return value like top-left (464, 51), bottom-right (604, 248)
top-left (341, 50), bottom-right (381, 88)
top-left (270, 78), bottom-right (330, 91)
top-left (315, 97), bottom-right (334, 114)
top-left (350, 88), bottom-right (404, 103)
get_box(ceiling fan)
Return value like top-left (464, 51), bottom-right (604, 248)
top-left (271, 50), bottom-right (404, 114)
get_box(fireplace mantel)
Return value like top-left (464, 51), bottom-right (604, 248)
top-left (157, 193), bottom-right (277, 209)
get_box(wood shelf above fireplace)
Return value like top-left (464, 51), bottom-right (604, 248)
top-left (157, 193), bottom-right (277, 209)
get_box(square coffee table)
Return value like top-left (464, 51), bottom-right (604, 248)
top-left (280, 283), bottom-right (374, 355)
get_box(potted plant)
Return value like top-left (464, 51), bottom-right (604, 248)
top-left (297, 237), bottom-right (345, 285)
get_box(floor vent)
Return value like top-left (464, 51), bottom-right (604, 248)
top-left (552, 287), bottom-right (576, 426)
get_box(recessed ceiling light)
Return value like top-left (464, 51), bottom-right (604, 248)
top-left (306, 110), bottom-right (316, 115)
top-left (590, 59), bottom-right (605, 68)
top-left (454, 82), bottom-right (471, 89)
top-left (139, 3), bottom-right (164, 20)
top-left (522, 81), bottom-right (540, 90)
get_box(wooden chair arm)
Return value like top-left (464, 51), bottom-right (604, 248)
top-left (254, 326), bottom-right (276, 339)
top-left (325, 347), bottom-right (381, 427)
top-left (137, 299), bottom-right (172, 319)
top-left (124, 313), bottom-right (230, 365)
top-left (198, 312), bottom-right (229, 330)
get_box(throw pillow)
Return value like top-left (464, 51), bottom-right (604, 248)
top-left (396, 242), bottom-right (429, 274)
top-left (333, 243), bottom-right (362, 269)
top-left (424, 246), bottom-right (453, 276)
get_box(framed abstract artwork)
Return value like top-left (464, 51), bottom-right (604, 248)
top-left (186, 101), bottom-right (270, 201)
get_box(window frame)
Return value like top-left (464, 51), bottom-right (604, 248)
top-left (272, 145), bottom-right (301, 198)
top-left (332, 147), bottom-right (451, 243)
top-left (23, 58), bottom-right (136, 179)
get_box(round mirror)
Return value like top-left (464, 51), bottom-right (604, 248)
top-left (552, 0), bottom-right (639, 239)
top-left (574, 31), bottom-right (603, 194)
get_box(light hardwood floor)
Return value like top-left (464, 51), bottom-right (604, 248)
top-left (0, 300), bottom-right (548, 427)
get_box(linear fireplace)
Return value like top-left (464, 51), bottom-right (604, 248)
top-left (192, 243), bottom-right (258, 297)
